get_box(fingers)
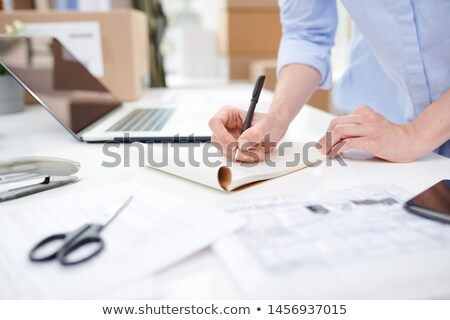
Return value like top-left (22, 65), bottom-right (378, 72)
top-left (209, 122), bottom-right (237, 158)
top-left (330, 137), bottom-right (372, 156)
top-left (320, 124), bottom-right (371, 154)
top-left (319, 115), bottom-right (361, 152)
top-left (209, 106), bottom-right (241, 158)
top-left (209, 106), bottom-right (278, 163)
top-left (325, 115), bottom-right (362, 133)
top-left (238, 146), bottom-right (266, 163)
top-left (324, 105), bottom-right (382, 156)
top-left (209, 105), bottom-right (240, 125)
top-left (237, 123), bottom-right (266, 150)
top-left (326, 104), bottom-right (380, 134)
top-left (235, 124), bottom-right (277, 162)
top-left (318, 107), bottom-right (381, 155)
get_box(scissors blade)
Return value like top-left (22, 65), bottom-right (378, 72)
top-left (97, 195), bottom-right (133, 227)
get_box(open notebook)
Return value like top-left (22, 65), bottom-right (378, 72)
top-left (145, 142), bottom-right (325, 192)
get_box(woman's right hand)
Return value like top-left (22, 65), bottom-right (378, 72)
top-left (208, 105), bottom-right (289, 162)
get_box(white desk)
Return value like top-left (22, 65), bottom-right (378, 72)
top-left (1, 84), bottom-right (449, 299)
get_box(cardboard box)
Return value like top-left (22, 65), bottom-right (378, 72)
top-left (13, 0), bottom-right (35, 9)
top-left (229, 55), bottom-right (276, 80)
top-left (0, 9), bottom-right (149, 101)
top-left (249, 59), bottom-right (277, 90)
top-left (227, 0), bottom-right (278, 11)
top-left (219, 9), bottom-right (281, 56)
top-left (308, 89), bottom-right (332, 112)
top-left (24, 91), bottom-right (37, 105)
top-left (249, 58), bottom-right (332, 111)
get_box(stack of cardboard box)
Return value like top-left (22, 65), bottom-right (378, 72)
top-left (219, 0), bottom-right (332, 111)
top-left (0, 9), bottom-right (149, 102)
top-left (219, 0), bottom-right (280, 80)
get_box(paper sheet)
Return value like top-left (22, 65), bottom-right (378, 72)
top-left (0, 182), bottom-right (244, 299)
top-left (213, 185), bottom-right (450, 299)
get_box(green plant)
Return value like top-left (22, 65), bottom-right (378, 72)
top-left (0, 65), bottom-right (6, 76)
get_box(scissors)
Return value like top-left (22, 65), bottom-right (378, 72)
top-left (29, 196), bottom-right (133, 266)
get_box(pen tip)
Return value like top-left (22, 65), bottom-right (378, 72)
top-left (234, 149), bottom-right (241, 161)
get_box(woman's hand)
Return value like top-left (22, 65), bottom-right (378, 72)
top-left (208, 105), bottom-right (289, 162)
top-left (207, 64), bottom-right (323, 162)
top-left (318, 105), bottom-right (423, 163)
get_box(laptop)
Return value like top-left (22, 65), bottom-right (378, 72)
top-left (0, 36), bottom-right (212, 142)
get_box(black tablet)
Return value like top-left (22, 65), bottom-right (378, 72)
top-left (405, 180), bottom-right (450, 223)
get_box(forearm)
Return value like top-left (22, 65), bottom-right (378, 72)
top-left (269, 64), bottom-right (321, 126)
top-left (411, 89), bottom-right (450, 155)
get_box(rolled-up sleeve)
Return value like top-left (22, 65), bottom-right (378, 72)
top-left (277, 0), bottom-right (338, 89)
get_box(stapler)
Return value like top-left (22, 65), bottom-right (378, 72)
top-left (0, 157), bottom-right (80, 202)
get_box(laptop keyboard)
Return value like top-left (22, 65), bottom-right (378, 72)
top-left (107, 108), bottom-right (174, 132)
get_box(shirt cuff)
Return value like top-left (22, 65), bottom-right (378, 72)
top-left (277, 37), bottom-right (333, 89)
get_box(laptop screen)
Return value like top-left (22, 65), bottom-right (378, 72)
top-left (0, 37), bottom-right (122, 138)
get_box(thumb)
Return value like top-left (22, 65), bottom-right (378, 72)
top-left (237, 125), bottom-right (265, 151)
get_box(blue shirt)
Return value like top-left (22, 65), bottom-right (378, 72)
top-left (277, 0), bottom-right (450, 157)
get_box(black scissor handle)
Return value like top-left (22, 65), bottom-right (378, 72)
top-left (58, 236), bottom-right (104, 266)
top-left (29, 233), bottom-right (67, 262)
top-left (29, 224), bottom-right (105, 265)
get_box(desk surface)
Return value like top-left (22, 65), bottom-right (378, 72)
top-left (1, 84), bottom-right (449, 299)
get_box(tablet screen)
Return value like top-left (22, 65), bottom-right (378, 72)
top-left (408, 180), bottom-right (450, 214)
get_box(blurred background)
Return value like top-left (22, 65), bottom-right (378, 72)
top-left (0, 0), bottom-right (351, 114)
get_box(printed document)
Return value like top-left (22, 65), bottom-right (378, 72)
top-left (0, 182), bottom-right (244, 299)
top-left (213, 185), bottom-right (450, 298)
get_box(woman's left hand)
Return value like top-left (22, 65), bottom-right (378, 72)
top-left (318, 105), bottom-right (423, 163)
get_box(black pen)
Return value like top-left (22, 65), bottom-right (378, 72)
top-left (234, 75), bottom-right (266, 161)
